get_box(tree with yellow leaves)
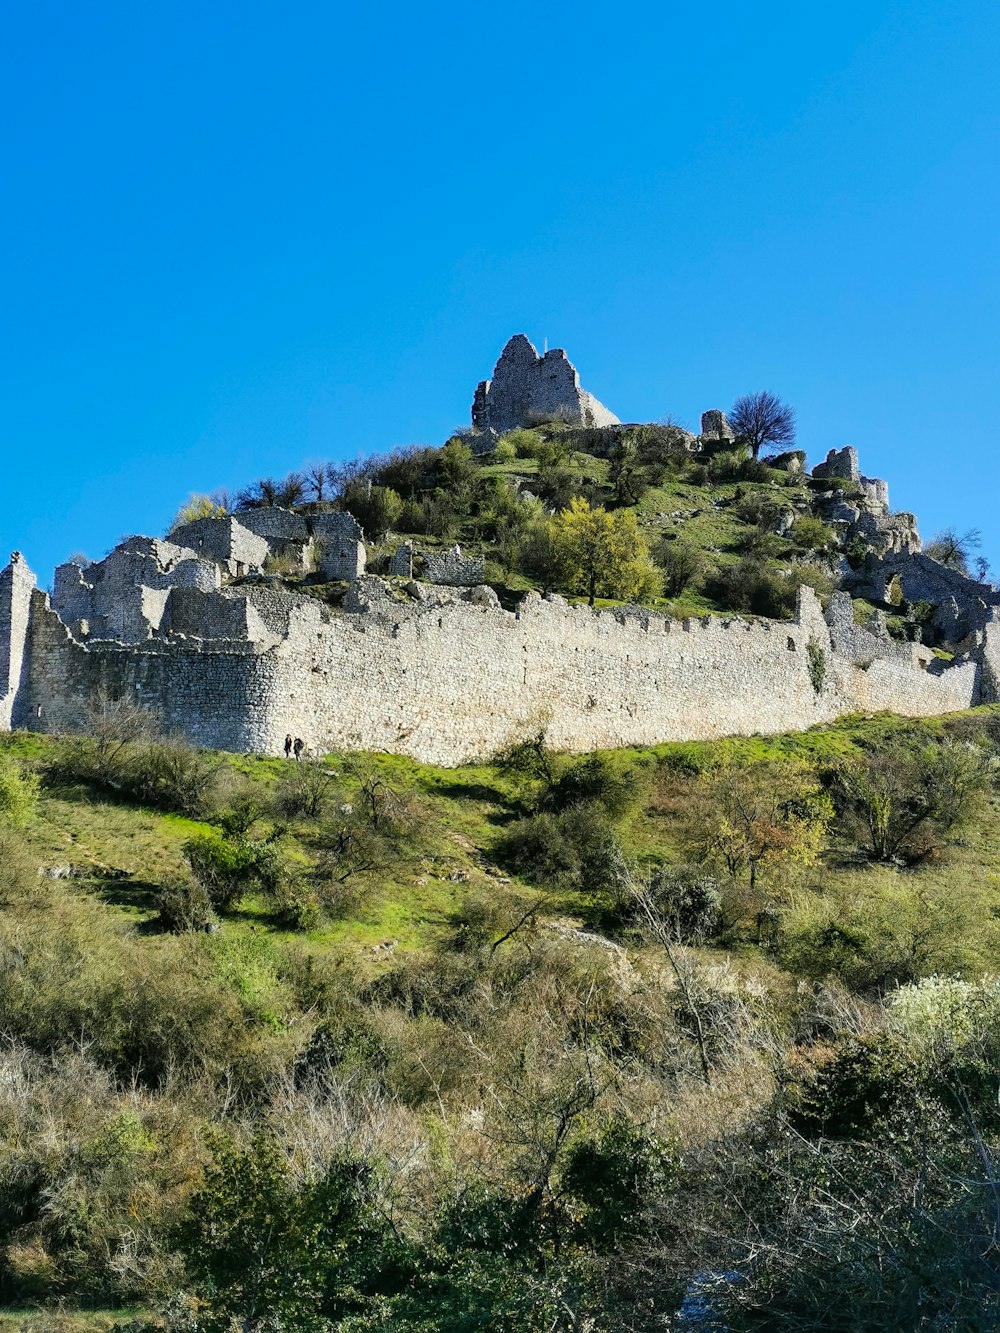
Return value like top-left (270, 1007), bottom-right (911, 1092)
top-left (169, 492), bottom-right (229, 532)
top-left (549, 497), bottom-right (660, 606)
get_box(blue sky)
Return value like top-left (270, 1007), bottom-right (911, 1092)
top-left (2, 1), bottom-right (998, 582)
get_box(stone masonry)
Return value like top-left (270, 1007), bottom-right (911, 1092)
top-left (472, 335), bottom-right (619, 438)
top-left (1, 540), bottom-right (991, 765)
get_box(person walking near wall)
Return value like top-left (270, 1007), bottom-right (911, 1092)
top-left (284, 734), bottom-right (293, 759)
top-left (293, 737), bottom-right (304, 761)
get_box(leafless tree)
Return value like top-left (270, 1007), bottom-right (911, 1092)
top-left (924, 526), bottom-right (981, 575)
top-left (729, 391), bottom-right (796, 459)
top-left (303, 462), bottom-right (335, 504)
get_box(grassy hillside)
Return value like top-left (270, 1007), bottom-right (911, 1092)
top-left (0, 705), bottom-right (997, 1328)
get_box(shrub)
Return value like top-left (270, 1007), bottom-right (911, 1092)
top-left (495, 803), bottom-right (628, 900)
top-left (655, 538), bottom-right (703, 597)
top-left (157, 879), bottom-right (216, 933)
top-left (644, 864), bottom-right (723, 943)
top-left (340, 482), bottom-right (403, 541)
top-left (182, 827), bottom-right (282, 912)
top-left (274, 760), bottom-right (339, 819)
top-left (832, 739), bottom-right (993, 863)
top-left (0, 755), bottom-right (39, 827)
top-left (790, 515), bottom-right (835, 552)
top-left (492, 436), bottom-right (517, 463)
top-left (545, 752), bottom-right (642, 819)
top-left (120, 740), bottom-right (222, 817)
top-left (498, 429), bottom-right (546, 459)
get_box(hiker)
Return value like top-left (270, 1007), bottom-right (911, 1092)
top-left (293, 737), bottom-right (304, 761)
top-left (284, 734), bottom-right (293, 759)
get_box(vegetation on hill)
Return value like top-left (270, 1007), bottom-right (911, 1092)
top-left (174, 418), bottom-right (860, 623)
top-left (0, 700), bottom-right (998, 1329)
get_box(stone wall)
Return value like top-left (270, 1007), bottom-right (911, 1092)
top-left (52, 541), bottom-right (220, 644)
top-left (168, 516), bottom-right (271, 576)
top-left (6, 565), bottom-right (986, 767)
top-left (312, 512), bottom-right (366, 581)
top-left (855, 552), bottom-right (1000, 643)
top-left (472, 335), bottom-right (619, 435)
top-left (388, 543), bottom-right (486, 587)
top-left (0, 554), bottom-right (36, 729)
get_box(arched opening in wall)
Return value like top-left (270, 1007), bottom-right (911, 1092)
top-left (886, 575), bottom-right (904, 607)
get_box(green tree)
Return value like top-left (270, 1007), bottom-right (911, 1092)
top-left (549, 498), bottom-right (660, 606)
top-left (176, 1132), bottom-right (379, 1331)
top-left (686, 762), bottom-right (832, 899)
top-left (833, 739), bottom-right (993, 863)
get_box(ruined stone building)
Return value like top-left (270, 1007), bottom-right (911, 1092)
top-left (3, 341), bottom-right (999, 765)
top-left (471, 334), bottom-right (619, 439)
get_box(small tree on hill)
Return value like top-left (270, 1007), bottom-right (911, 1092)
top-left (924, 527), bottom-right (981, 575)
top-left (169, 492), bottom-right (228, 531)
top-left (729, 391), bottom-right (796, 460)
top-left (549, 498), bottom-right (660, 606)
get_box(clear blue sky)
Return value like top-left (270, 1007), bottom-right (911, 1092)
top-left (2, 1), bottom-right (998, 582)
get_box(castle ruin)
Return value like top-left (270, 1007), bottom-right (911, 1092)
top-left (471, 334), bottom-right (619, 440)
top-left (2, 340), bottom-right (998, 765)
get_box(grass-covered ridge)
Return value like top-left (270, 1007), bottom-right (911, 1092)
top-left (0, 705), bottom-right (998, 1328)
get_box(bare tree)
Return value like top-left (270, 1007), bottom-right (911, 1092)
top-left (924, 526), bottom-right (981, 574)
top-left (303, 463), bottom-right (335, 505)
top-left (729, 391), bottom-right (796, 460)
top-left (235, 472), bottom-right (306, 510)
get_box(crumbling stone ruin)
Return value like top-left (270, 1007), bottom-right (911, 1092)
top-left (700, 409), bottom-right (735, 443)
top-left (3, 344), bottom-right (996, 765)
top-left (471, 334), bottom-right (619, 442)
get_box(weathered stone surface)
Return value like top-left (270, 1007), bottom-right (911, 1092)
top-left (813, 446), bottom-right (860, 483)
top-left (388, 543), bottom-right (486, 587)
top-left (472, 335), bottom-right (619, 435)
top-left (169, 516), bottom-right (271, 577)
top-left (700, 410), bottom-right (734, 442)
top-left (1, 541), bottom-right (989, 766)
top-left (312, 512), bottom-right (366, 582)
top-left (0, 553), bottom-right (35, 729)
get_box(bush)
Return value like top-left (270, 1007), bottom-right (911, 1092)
top-left (655, 538), bottom-right (703, 597)
top-left (274, 760), bottom-right (339, 819)
top-left (157, 879), bottom-right (216, 932)
top-left (340, 482), bottom-right (403, 541)
top-left (0, 755), bottom-right (39, 827)
top-left (644, 864), bottom-right (723, 943)
top-left (832, 738), bottom-right (993, 863)
top-left (545, 752), bottom-right (642, 819)
top-left (183, 826), bottom-right (282, 912)
top-left (495, 803), bottom-right (628, 900)
top-left (120, 740), bottom-right (222, 817)
top-left (492, 437), bottom-right (517, 463)
top-left (790, 515), bottom-right (835, 552)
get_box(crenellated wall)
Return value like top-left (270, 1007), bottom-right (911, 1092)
top-left (4, 562), bottom-right (988, 765)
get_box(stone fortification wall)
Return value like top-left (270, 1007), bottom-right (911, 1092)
top-left (312, 512), bottom-right (366, 581)
top-left (472, 335), bottom-right (619, 436)
top-left (14, 576), bottom-right (978, 768)
top-left (24, 593), bottom-right (281, 750)
top-left (52, 540), bottom-right (220, 643)
top-left (856, 552), bottom-right (1000, 644)
top-left (0, 554), bottom-right (36, 729)
top-left (813, 446), bottom-right (889, 509)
